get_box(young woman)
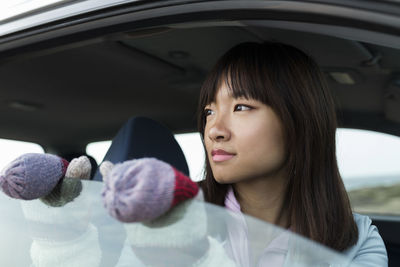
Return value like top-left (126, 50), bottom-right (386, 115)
top-left (1, 42), bottom-right (387, 266)
top-left (197, 42), bottom-right (388, 266)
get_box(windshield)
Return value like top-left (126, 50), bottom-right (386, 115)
top-left (0, 179), bottom-right (359, 267)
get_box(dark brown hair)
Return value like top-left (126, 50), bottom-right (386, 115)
top-left (197, 42), bottom-right (358, 251)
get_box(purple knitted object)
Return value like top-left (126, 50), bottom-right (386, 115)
top-left (102, 158), bottom-right (176, 222)
top-left (0, 153), bottom-right (68, 200)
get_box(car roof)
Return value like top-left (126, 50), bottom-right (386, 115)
top-left (0, 0), bottom-right (400, 154)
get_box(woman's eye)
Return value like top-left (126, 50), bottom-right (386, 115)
top-left (234, 104), bottom-right (252, 111)
top-left (204, 109), bottom-right (214, 117)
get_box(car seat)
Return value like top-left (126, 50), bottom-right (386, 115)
top-left (92, 116), bottom-right (189, 182)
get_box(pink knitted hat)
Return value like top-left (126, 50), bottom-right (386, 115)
top-left (101, 157), bottom-right (199, 222)
top-left (0, 153), bottom-right (68, 200)
top-left (0, 154), bottom-right (92, 205)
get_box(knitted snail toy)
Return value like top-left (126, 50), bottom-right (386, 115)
top-left (0, 153), bottom-right (236, 266)
top-left (100, 158), bottom-right (236, 267)
top-left (100, 158), bottom-right (200, 222)
top-left (0, 153), bottom-right (91, 202)
top-left (0, 153), bottom-right (100, 267)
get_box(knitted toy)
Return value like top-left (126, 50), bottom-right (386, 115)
top-left (41, 155), bottom-right (92, 207)
top-left (0, 153), bottom-right (101, 267)
top-left (101, 158), bottom-right (237, 266)
top-left (101, 157), bottom-right (199, 222)
top-left (0, 153), bottom-right (91, 204)
top-left (0, 154), bottom-right (236, 266)
top-left (16, 155), bottom-right (101, 267)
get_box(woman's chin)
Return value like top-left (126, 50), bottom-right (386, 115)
top-left (213, 174), bottom-right (240, 184)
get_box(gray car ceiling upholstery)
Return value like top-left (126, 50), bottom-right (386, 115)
top-left (0, 23), bottom-right (399, 153)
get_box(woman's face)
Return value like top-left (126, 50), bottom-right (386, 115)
top-left (204, 82), bottom-right (287, 184)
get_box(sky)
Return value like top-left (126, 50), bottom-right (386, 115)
top-left (2, 128), bottom-right (399, 183)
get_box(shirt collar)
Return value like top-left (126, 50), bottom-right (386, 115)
top-left (224, 186), bottom-right (241, 213)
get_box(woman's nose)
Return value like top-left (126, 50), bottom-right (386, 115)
top-left (207, 117), bottom-right (231, 142)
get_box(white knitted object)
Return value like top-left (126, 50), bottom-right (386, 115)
top-left (99, 161), bottom-right (114, 182)
top-left (30, 224), bottom-right (101, 267)
top-left (65, 156), bottom-right (91, 179)
top-left (21, 183), bottom-right (90, 225)
top-left (124, 197), bottom-right (207, 248)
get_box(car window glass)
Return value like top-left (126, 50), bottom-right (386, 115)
top-left (86, 133), bottom-right (206, 181)
top-left (0, 138), bottom-right (44, 171)
top-left (337, 128), bottom-right (400, 215)
top-left (0, 179), bottom-right (356, 267)
top-left (86, 140), bottom-right (112, 165)
top-left (87, 128), bottom-right (400, 215)
top-left (174, 133), bottom-right (205, 181)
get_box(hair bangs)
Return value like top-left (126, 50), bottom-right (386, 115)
top-left (224, 60), bottom-right (271, 105)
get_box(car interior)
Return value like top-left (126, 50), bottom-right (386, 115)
top-left (0, 0), bottom-right (399, 265)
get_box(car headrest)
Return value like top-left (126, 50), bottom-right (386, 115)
top-left (93, 117), bottom-right (189, 181)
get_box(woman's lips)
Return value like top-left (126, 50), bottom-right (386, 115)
top-left (211, 149), bottom-right (235, 162)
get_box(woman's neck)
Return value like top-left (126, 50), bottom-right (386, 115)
top-left (233, 171), bottom-right (288, 228)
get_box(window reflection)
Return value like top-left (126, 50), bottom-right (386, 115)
top-left (0, 180), bottom-right (370, 266)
